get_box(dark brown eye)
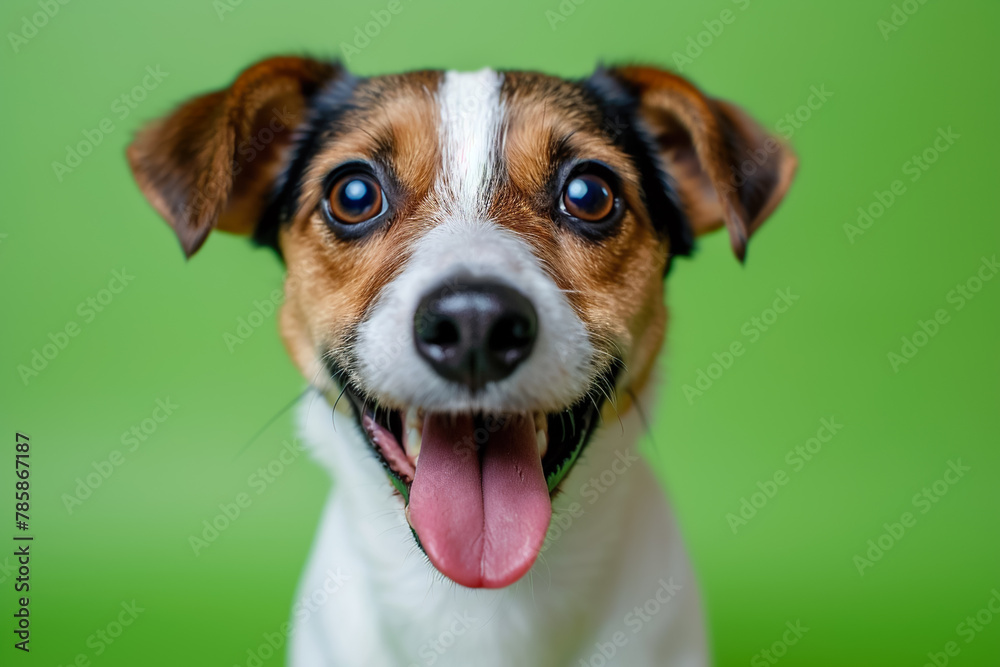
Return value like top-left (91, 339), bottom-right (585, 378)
top-left (563, 173), bottom-right (614, 221)
top-left (326, 173), bottom-right (384, 224)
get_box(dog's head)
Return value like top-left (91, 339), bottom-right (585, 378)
top-left (128, 57), bottom-right (795, 589)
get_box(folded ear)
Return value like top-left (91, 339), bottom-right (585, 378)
top-left (607, 65), bottom-right (797, 261)
top-left (127, 56), bottom-right (341, 258)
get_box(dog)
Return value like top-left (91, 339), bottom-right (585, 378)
top-left (127, 56), bottom-right (796, 667)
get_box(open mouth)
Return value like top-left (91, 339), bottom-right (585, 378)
top-left (335, 367), bottom-right (617, 589)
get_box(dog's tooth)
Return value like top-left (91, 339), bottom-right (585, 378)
top-left (534, 411), bottom-right (547, 432)
top-left (405, 427), bottom-right (421, 462)
top-left (406, 406), bottom-right (423, 430)
top-left (404, 407), bottom-right (422, 462)
top-left (534, 412), bottom-right (548, 458)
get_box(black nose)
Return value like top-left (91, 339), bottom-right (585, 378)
top-left (414, 279), bottom-right (538, 391)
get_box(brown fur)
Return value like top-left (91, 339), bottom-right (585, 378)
top-left (498, 72), bottom-right (670, 401)
top-left (610, 65), bottom-right (798, 261)
top-left (127, 57), bottom-right (340, 256)
top-left (127, 57), bottom-right (795, 408)
top-left (279, 72), bottom-right (445, 394)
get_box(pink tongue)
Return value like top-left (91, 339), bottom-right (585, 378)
top-left (408, 414), bottom-right (551, 589)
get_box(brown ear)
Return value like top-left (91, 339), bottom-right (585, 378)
top-left (127, 56), bottom-right (341, 258)
top-left (609, 65), bottom-right (797, 261)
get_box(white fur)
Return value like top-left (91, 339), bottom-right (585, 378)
top-left (355, 217), bottom-right (596, 413)
top-left (290, 385), bottom-right (708, 667)
top-left (435, 68), bottom-right (504, 220)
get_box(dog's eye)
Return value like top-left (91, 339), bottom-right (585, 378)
top-left (562, 173), bottom-right (614, 222)
top-left (325, 173), bottom-right (385, 225)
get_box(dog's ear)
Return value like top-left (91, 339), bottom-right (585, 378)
top-left (607, 65), bottom-right (797, 261)
top-left (127, 56), bottom-right (342, 258)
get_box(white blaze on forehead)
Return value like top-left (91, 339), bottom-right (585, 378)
top-left (435, 68), bottom-right (505, 220)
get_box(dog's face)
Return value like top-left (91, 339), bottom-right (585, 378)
top-left (128, 57), bottom-right (795, 589)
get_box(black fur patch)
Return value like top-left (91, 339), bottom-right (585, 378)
top-left (254, 66), bottom-right (362, 256)
top-left (580, 68), bottom-right (695, 273)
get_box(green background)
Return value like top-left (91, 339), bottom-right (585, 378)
top-left (1, 0), bottom-right (998, 665)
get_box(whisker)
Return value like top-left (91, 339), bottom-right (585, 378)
top-left (330, 384), bottom-right (350, 431)
top-left (627, 386), bottom-right (662, 464)
top-left (232, 388), bottom-right (310, 461)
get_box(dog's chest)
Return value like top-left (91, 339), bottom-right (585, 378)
top-left (290, 393), bottom-right (707, 667)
